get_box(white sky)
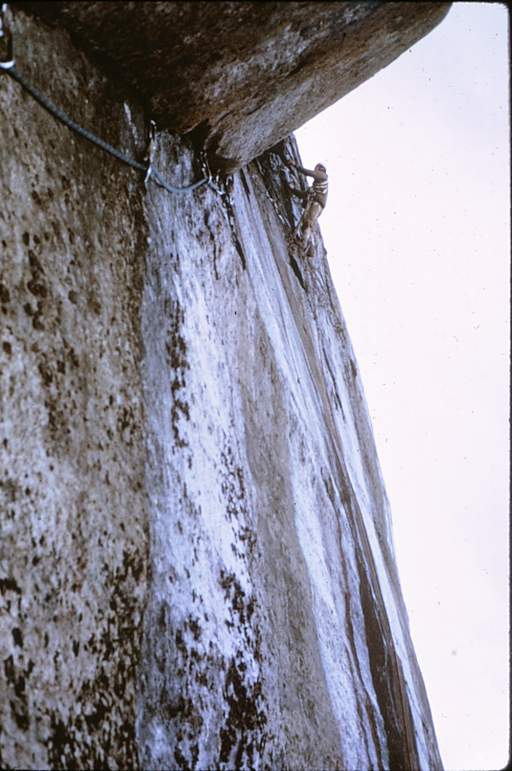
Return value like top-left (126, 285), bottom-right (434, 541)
top-left (296, 3), bottom-right (509, 769)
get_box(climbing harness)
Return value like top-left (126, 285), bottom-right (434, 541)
top-left (0, 3), bottom-right (210, 195)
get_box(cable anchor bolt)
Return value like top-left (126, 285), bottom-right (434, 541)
top-left (0, 3), bottom-right (14, 70)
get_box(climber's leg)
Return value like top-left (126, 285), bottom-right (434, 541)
top-left (300, 200), bottom-right (323, 249)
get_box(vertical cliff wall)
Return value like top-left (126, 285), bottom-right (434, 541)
top-left (1, 5), bottom-right (445, 770)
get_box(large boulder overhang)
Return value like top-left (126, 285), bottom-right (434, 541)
top-left (17, 1), bottom-right (451, 170)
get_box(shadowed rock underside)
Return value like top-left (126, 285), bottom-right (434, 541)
top-left (19, 1), bottom-right (450, 170)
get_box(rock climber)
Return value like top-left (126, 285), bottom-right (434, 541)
top-left (286, 160), bottom-right (328, 254)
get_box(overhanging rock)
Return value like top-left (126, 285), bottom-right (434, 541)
top-left (19, 1), bottom-right (450, 171)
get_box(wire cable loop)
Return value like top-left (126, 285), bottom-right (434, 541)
top-left (0, 4), bottom-right (208, 196)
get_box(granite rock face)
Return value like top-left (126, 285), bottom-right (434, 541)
top-left (1, 5), bottom-right (444, 770)
top-left (20, 1), bottom-right (450, 170)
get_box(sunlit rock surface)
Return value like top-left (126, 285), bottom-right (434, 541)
top-left (1, 5), bottom-right (443, 770)
top-left (20, 0), bottom-right (450, 170)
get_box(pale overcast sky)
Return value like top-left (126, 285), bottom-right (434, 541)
top-left (296, 3), bottom-right (509, 769)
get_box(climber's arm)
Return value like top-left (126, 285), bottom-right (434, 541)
top-left (283, 157), bottom-right (315, 178)
top-left (295, 164), bottom-right (317, 178)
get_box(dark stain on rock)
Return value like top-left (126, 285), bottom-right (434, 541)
top-left (47, 712), bottom-right (88, 770)
top-left (186, 615), bottom-right (202, 642)
top-left (0, 576), bottom-right (22, 594)
top-left (4, 656), bottom-right (30, 731)
top-left (219, 569), bottom-right (256, 629)
top-left (175, 627), bottom-right (187, 658)
top-left (45, 551), bottom-right (146, 768)
top-left (3, 655), bottom-right (15, 682)
top-left (63, 339), bottom-right (80, 369)
top-left (219, 657), bottom-right (268, 768)
top-left (32, 314), bottom-right (45, 331)
top-left (28, 249), bottom-right (45, 275)
top-left (27, 279), bottom-right (48, 298)
top-left (37, 361), bottom-right (53, 387)
top-left (165, 301), bottom-right (190, 448)
top-left (10, 698), bottom-right (29, 732)
top-left (87, 292), bottom-right (102, 315)
top-left (0, 283), bottom-right (10, 304)
top-left (219, 445), bottom-right (247, 521)
top-left (117, 404), bottom-right (138, 446)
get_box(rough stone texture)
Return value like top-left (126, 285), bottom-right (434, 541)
top-left (0, 9), bottom-right (149, 770)
top-left (1, 6), bottom-right (444, 771)
top-left (19, 1), bottom-right (451, 170)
